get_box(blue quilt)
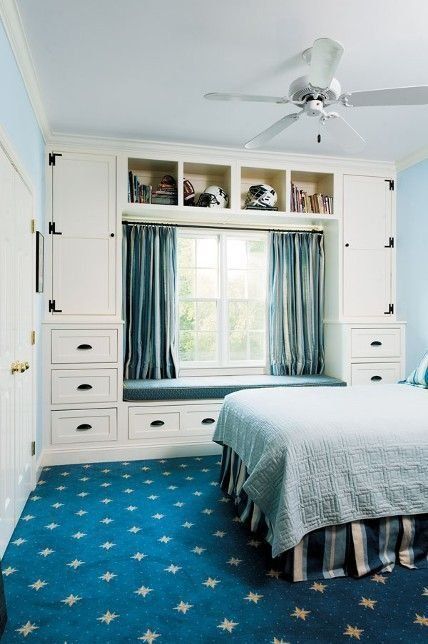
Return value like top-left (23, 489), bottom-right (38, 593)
top-left (213, 384), bottom-right (428, 557)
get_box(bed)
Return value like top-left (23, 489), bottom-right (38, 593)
top-left (213, 384), bottom-right (428, 581)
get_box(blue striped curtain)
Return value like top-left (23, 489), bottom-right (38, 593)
top-left (268, 231), bottom-right (324, 375)
top-left (122, 223), bottom-right (178, 379)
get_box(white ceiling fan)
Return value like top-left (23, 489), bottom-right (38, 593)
top-left (204, 38), bottom-right (428, 152)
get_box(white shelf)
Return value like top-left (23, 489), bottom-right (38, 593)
top-left (123, 203), bottom-right (339, 230)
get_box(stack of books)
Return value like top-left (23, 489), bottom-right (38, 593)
top-left (151, 174), bottom-right (178, 206)
top-left (128, 171), bottom-right (152, 204)
top-left (291, 183), bottom-right (333, 214)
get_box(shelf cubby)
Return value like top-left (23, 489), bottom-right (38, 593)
top-left (128, 158), bottom-right (179, 204)
top-left (290, 171), bottom-right (334, 214)
top-left (240, 166), bottom-right (287, 212)
top-left (182, 162), bottom-right (231, 208)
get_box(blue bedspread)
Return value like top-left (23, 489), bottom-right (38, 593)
top-left (213, 384), bottom-right (428, 556)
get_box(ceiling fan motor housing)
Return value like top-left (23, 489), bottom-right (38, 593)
top-left (289, 75), bottom-right (341, 104)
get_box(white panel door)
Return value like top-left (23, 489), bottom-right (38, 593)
top-left (0, 147), bottom-right (34, 557)
top-left (0, 147), bottom-right (16, 555)
top-left (13, 172), bottom-right (34, 522)
top-left (51, 152), bottom-right (116, 315)
top-left (343, 175), bottom-right (393, 318)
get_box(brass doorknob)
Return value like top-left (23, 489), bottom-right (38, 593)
top-left (18, 362), bottom-right (30, 373)
top-left (11, 361), bottom-right (20, 374)
top-left (23, 362), bottom-right (30, 371)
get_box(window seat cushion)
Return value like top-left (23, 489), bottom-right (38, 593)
top-left (123, 374), bottom-right (346, 402)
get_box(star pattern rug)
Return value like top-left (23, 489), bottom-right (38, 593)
top-left (1, 455), bottom-right (427, 642)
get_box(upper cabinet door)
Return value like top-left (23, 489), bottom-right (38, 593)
top-left (343, 175), bottom-right (392, 249)
top-left (51, 153), bottom-right (116, 316)
top-left (343, 175), bottom-right (394, 318)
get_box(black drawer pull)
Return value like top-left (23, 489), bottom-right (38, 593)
top-left (370, 340), bottom-right (382, 347)
top-left (150, 420), bottom-right (165, 427)
top-left (201, 417), bottom-right (215, 425)
top-left (371, 375), bottom-right (382, 382)
top-left (77, 344), bottom-right (92, 350)
top-left (76, 423), bottom-right (92, 431)
top-left (77, 384), bottom-right (93, 390)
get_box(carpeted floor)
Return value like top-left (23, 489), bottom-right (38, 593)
top-left (1, 455), bottom-right (427, 643)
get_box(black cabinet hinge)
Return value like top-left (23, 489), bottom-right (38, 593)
top-left (384, 303), bottom-right (394, 315)
top-left (31, 441), bottom-right (35, 457)
top-left (48, 221), bottom-right (62, 235)
top-left (49, 152), bottom-right (62, 166)
top-left (384, 236), bottom-right (394, 248)
top-left (48, 299), bottom-right (62, 313)
top-left (385, 179), bottom-right (395, 191)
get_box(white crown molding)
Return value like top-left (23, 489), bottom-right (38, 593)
top-left (0, 0), bottom-right (50, 141)
top-left (48, 131), bottom-right (396, 174)
top-left (396, 146), bottom-right (428, 173)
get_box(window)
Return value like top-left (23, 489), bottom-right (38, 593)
top-left (177, 229), bottom-right (267, 371)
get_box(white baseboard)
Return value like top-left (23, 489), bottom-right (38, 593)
top-left (33, 450), bottom-right (45, 488)
top-left (41, 441), bottom-right (222, 466)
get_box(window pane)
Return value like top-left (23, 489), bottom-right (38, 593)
top-left (227, 270), bottom-right (246, 298)
top-left (196, 237), bottom-right (218, 268)
top-left (228, 301), bottom-right (248, 332)
top-left (178, 238), bottom-right (195, 268)
top-left (249, 331), bottom-right (265, 360)
top-left (229, 331), bottom-right (247, 361)
top-left (247, 270), bottom-right (265, 299)
top-left (179, 302), bottom-right (195, 331)
top-left (196, 332), bottom-right (217, 361)
top-left (179, 331), bottom-right (195, 361)
top-left (247, 240), bottom-right (266, 268)
top-left (196, 269), bottom-right (218, 298)
top-left (248, 301), bottom-right (265, 330)
top-left (179, 268), bottom-right (195, 297)
top-left (196, 301), bottom-right (217, 332)
top-left (227, 239), bottom-right (247, 269)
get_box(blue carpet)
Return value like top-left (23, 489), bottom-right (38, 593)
top-left (1, 455), bottom-right (427, 643)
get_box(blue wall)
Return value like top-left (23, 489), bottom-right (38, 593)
top-left (0, 20), bottom-right (45, 457)
top-left (397, 160), bottom-right (428, 372)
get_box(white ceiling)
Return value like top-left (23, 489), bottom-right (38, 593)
top-left (16, 0), bottom-right (428, 161)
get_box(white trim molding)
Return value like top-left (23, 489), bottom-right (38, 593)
top-left (0, 0), bottom-right (50, 140)
top-left (396, 146), bottom-right (428, 172)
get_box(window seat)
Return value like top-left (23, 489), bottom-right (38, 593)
top-left (123, 374), bottom-right (346, 402)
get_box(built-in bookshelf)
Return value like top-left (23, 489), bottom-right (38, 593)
top-left (126, 157), bottom-right (336, 219)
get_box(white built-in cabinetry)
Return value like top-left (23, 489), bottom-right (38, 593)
top-left (42, 141), bottom-right (403, 465)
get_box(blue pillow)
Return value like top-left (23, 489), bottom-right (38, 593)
top-left (402, 350), bottom-right (428, 388)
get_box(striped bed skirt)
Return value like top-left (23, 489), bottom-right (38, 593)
top-left (220, 445), bottom-right (428, 582)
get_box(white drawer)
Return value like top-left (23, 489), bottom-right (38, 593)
top-left (129, 406), bottom-right (181, 440)
top-left (52, 369), bottom-right (118, 404)
top-left (351, 328), bottom-right (401, 359)
top-left (51, 329), bottom-right (118, 364)
top-left (52, 408), bottom-right (117, 444)
top-left (181, 405), bottom-right (221, 435)
top-left (351, 362), bottom-right (401, 385)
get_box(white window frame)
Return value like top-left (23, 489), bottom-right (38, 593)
top-left (177, 227), bottom-right (269, 377)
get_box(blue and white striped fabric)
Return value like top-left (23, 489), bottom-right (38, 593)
top-left (402, 350), bottom-right (428, 388)
top-left (268, 231), bottom-right (325, 376)
top-left (122, 223), bottom-right (178, 380)
top-left (220, 445), bottom-right (428, 582)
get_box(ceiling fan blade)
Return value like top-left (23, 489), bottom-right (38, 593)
top-left (348, 86), bottom-right (428, 107)
top-left (204, 92), bottom-right (288, 104)
top-left (244, 112), bottom-right (302, 149)
top-left (308, 38), bottom-right (344, 89)
top-left (324, 113), bottom-right (365, 153)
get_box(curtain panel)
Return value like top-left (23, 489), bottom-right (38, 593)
top-left (122, 223), bottom-right (178, 379)
top-left (269, 231), bottom-right (325, 375)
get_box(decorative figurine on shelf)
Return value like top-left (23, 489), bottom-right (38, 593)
top-left (244, 184), bottom-right (278, 210)
top-left (196, 185), bottom-right (228, 208)
top-left (183, 178), bottom-right (196, 206)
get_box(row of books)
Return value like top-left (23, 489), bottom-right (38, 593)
top-left (291, 183), bottom-right (333, 214)
top-left (128, 171), bottom-right (178, 205)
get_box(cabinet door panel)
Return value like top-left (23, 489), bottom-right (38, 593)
top-left (51, 152), bottom-right (116, 316)
top-left (344, 249), bottom-right (391, 317)
top-left (53, 237), bottom-right (115, 315)
top-left (344, 175), bottom-right (392, 249)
